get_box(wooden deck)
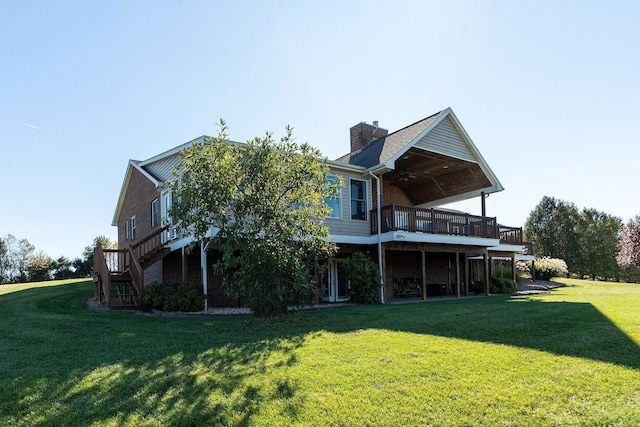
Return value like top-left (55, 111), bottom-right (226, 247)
top-left (370, 204), bottom-right (529, 246)
top-left (93, 225), bottom-right (169, 308)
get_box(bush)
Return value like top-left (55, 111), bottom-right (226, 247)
top-left (341, 253), bottom-right (380, 304)
top-left (535, 257), bottom-right (569, 281)
top-left (141, 282), bottom-right (205, 312)
top-left (469, 276), bottom-right (517, 294)
top-left (489, 276), bottom-right (517, 294)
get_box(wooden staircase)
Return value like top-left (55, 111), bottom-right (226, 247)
top-left (93, 226), bottom-right (170, 308)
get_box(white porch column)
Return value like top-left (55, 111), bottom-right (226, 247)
top-left (201, 244), bottom-right (208, 311)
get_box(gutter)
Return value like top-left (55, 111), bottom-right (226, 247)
top-left (367, 171), bottom-right (385, 304)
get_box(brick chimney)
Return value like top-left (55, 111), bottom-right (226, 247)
top-left (350, 121), bottom-right (388, 153)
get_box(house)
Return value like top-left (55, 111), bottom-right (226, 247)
top-left (94, 108), bottom-right (533, 308)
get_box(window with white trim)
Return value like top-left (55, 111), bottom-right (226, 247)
top-left (151, 198), bottom-right (159, 227)
top-left (324, 175), bottom-right (341, 219)
top-left (350, 179), bottom-right (367, 220)
top-left (130, 216), bottom-right (136, 240)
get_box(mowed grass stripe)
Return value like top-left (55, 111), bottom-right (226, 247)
top-left (0, 278), bottom-right (639, 426)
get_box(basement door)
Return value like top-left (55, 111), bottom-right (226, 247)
top-left (321, 260), bottom-right (350, 302)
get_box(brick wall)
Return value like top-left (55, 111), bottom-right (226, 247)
top-left (116, 167), bottom-right (161, 247)
top-left (161, 247), bottom-right (240, 307)
top-left (379, 178), bottom-right (412, 207)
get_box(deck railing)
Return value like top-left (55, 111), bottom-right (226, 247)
top-left (131, 225), bottom-right (169, 263)
top-left (498, 226), bottom-right (523, 245)
top-left (370, 204), bottom-right (531, 246)
top-left (94, 246), bottom-right (128, 305)
top-left (371, 204), bottom-right (500, 239)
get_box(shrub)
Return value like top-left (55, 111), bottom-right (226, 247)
top-left (489, 276), bottom-right (517, 294)
top-left (141, 282), bottom-right (205, 312)
top-left (341, 252), bottom-right (380, 304)
top-left (469, 277), bottom-right (517, 294)
top-left (535, 257), bottom-right (569, 281)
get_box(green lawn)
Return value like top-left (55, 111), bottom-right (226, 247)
top-left (1, 278), bottom-right (639, 426)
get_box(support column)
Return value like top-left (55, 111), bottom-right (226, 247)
top-left (421, 250), bottom-right (427, 300)
top-left (531, 259), bottom-right (536, 281)
top-left (381, 246), bottom-right (387, 303)
top-left (455, 252), bottom-right (461, 298)
top-left (464, 254), bottom-right (470, 297)
top-left (511, 254), bottom-right (516, 283)
top-left (201, 244), bottom-right (208, 311)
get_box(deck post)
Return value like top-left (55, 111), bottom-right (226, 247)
top-left (484, 250), bottom-right (490, 295)
top-left (464, 254), bottom-right (470, 297)
top-left (455, 252), bottom-right (461, 298)
top-left (421, 250), bottom-right (427, 300)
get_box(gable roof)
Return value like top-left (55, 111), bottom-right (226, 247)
top-left (337, 109), bottom-right (446, 168)
top-left (336, 107), bottom-right (502, 187)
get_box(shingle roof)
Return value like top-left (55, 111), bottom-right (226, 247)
top-left (335, 109), bottom-right (446, 168)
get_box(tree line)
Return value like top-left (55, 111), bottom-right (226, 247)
top-left (0, 235), bottom-right (116, 284)
top-left (524, 195), bottom-right (640, 282)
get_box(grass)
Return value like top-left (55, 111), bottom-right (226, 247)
top-left (0, 278), bottom-right (639, 426)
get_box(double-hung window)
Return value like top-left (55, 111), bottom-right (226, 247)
top-left (130, 216), bottom-right (136, 240)
top-left (324, 175), bottom-right (341, 219)
top-left (151, 198), bottom-right (159, 227)
top-left (350, 179), bottom-right (367, 220)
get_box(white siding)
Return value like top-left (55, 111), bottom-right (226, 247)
top-left (144, 155), bottom-right (183, 182)
top-left (324, 169), bottom-right (371, 238)
top-left (414, 116), bottom-right (477, 162)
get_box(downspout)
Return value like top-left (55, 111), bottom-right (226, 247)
top-left (368, 171), bottom-right (385, 304)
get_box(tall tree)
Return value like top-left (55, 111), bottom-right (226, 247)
top-left (27, 251), bottom-right (55, 282)
top-left (575, 208), bottom-right (621, 279)
top-left (170, 121), bottom-right (340, 317)
top-left (617, 215), bottom-right (640, 270)
top-left (76, 236), bottom-right (118, 277)
top-left (524, 196), bottom-right (580, 270)
top-left (2, 234), bottom-right (35, 283)
top-left (0, 237), bottom-right (9, 284)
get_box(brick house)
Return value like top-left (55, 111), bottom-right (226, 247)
top-left (94, 108), bottom-right (532, 308)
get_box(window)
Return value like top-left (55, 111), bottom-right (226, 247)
top-left (350, 179), bottom-right (367, 220)
top-left (130, 216), bottom-right (136, 240)
top-left (151, 198), bottom-right (159, 227)
top-left (324, 175), bottom-right (341, 219)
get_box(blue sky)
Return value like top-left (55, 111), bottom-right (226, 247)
top-left (2, 0), bottom-right (639, 259)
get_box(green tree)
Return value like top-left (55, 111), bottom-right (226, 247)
top-left (75, 236), bottom-right (118, 277)
top-left (170, 120), bottom-right (340, 317)
top-left (27, 251), bottom-right (55, 282)
top-left (575, 208), bottom-right (621, 279)
top-left (524, 196), bottom-right (580, 271)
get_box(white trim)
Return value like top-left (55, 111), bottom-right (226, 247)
top-left (111, 160), bottom-right (162, 226)
top-left (416, 187), bottom-right (503, 208)
top-left (489, 244), bottom-right (526, 253)
top-left (380, 231), bottom-right (500, 247)
top-left (329, 234), bottom-right (377, 245)
top-left (368, 108), bottom-right (504, 196)
top-left (385, 108), bottom-right (451, 167)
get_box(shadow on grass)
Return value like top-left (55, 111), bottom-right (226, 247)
top-left (1, 280), bottom-right (639, 425)
top-left (323, 295), bottom-right (640, 370)
top-left (0, 283), bottom-right (306, 426)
